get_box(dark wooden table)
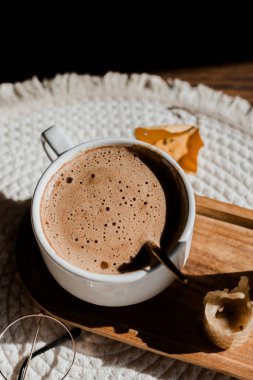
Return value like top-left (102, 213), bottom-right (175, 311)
top-left (155, 62), bottom-right (253, 105)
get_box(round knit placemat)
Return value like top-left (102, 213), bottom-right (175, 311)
top-left (1, 72), bottom-right (252, 379)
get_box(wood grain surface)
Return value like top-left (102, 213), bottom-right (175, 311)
top-left (17, 195), bottom-right (253, 379)
top-left (156, 62), bottom-right (253, 105)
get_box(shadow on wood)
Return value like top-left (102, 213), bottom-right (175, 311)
top-left (17, 212), bottom-right (253, 356)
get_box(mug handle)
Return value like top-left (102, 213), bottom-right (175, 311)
top-left (41, 126), bottom-right (72, 162)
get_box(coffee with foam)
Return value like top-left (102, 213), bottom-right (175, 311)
top-left (41, 145), bottom-right (188, 274)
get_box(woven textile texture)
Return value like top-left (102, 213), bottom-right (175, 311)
top-left (1, 72), bottom-right (252, 379)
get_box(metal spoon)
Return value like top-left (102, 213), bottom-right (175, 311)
top-left (145, 242), bottom-right (188, 283)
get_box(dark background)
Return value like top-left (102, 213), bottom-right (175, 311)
top-left (1, 18), bottom-right (252, 84)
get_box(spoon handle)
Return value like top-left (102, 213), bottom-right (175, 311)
top-left (148, 245), bottom-right (188, 283)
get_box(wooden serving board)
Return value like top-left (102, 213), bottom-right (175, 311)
top-left (17, 195), bottom-right (253, 380)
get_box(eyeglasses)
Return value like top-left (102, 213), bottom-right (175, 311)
top-left (0, 313), bottom-right (81, 380)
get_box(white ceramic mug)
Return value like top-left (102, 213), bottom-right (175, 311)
top-left (31, 126), bottom-right (195, 307)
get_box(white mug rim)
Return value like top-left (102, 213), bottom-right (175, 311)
top-left (31, 137), bottom-right (195, 284)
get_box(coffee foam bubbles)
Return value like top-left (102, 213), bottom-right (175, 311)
top-left (41, 146), bottom-right (166, 274)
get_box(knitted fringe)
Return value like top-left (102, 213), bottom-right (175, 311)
top-left (0, 72), bottom-right (252, 136)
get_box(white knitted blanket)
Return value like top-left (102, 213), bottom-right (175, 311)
top-left (1, 72), bottom-right (252, 379)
